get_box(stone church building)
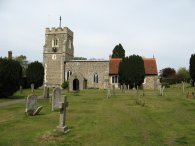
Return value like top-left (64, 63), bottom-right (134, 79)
top-left (43, 26), bottom-right (158, 91)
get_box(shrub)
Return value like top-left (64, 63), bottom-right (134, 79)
top-left (61, 81), bottom-right (69, 89)
top-left (0, 58), bottom-right (22, 97)
top-left (26, 61), bottom-right (44, 89)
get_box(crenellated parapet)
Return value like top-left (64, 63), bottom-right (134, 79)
top-left (45, 27), bottom-right (73, 37)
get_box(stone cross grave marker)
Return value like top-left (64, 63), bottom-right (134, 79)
top-left (31, 83), bottom-right (34, 93)
top-left (52, 87), bottom-right (61, 111)
top-left (25, 95), bottom-right (37, 116)
top-left (56, 96), bottom-right (70, 133)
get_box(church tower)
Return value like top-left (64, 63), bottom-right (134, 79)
top-left (43, 24), bottom-right (74, 86)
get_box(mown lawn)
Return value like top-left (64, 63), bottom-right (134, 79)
top-left (0, 85), bottom-right (195, 146)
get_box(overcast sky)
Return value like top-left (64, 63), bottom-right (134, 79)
top-left (0, 0), bottom-right (195, 71)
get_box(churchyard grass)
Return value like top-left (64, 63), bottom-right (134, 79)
top-left (0, 85), bottom-right (195, 145)
top-left (0, 88), bottom-right (43, 103)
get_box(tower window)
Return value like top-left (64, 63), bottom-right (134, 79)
top-left (52, 38), bottom-right (59, 47)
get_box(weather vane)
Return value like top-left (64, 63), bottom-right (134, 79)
top-left (59, 16), bottom-right (62, 27)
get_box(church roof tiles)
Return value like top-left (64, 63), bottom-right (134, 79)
top-left (109, 58), bottom-right (158, 75)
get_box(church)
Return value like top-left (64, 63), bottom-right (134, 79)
top-left (43, 26), bottom-right (158, 91)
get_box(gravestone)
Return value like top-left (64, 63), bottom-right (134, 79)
top-left (43, 86), bottom-right (49, 98)
top-left (160, 86), bottom-right (165, 96)
top-left (186, 92), bottom-right (195, 99)
top-left (107, 88), bottom-right (111, 98)
top-left (31, 83), bottom-right (34, 93)
top-left (120, 85), bottom-right (123, 91)
top-left (56, 96), bottom-right (70, 133)
top-left (20, 86), bottom-right (23, 94)
top-left (112, 85), bottom-right (115, 95)
top-left (52, 87), bottom-right (61, 111)
top-left (25, 95), bottom-right (37, 116)
top-left (136, 85), bottom-right (139, 96)
top-left (182, 81), bottom-right (185, 94)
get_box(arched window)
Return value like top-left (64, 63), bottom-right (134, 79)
top-left (94, 73), bottom-right (98, 83)
top-left (67, 70), bottom-right (72, 80)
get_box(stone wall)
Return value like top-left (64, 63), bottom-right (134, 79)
top-left (65, 61), bottom-right (109, 89)
top-left (143, 75), bottom-right (158, 90)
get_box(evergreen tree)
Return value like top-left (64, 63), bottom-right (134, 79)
top-left (119, 55), bottom-right (145, 87)
top-left (26, 61), bottom-right (44, 88)
top-left (112, 43), bottom-right (125, 58)
top-left (0, 58), bottom-right (22, 97)
top-left (190, 54), bottom-right (195, 86)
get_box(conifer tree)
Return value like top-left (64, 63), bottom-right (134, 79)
top-left (0, 58), bottom-right (22, 97)
top-left (189, 54), bottom-right (195, 86)
top-left (119, 55), bottom-right (145, 87)
top-left (112, 43), bottom-right (125, 58)
top-left (26, 61), bottom-right (44, 88)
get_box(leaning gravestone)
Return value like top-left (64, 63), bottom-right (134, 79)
top-left (26, 95), bottom-right (37, 116)
top-left (33, 106), bottom-right (43, 116)
top-left (52, 87), bottom-right (61, 111)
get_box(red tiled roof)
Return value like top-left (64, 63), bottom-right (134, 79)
top-left (109, 58), bottom-right (122, 75)
top-left (143, 58), bottom-right (158, 75)
top-left (109, 58), bottom-right (158, 75)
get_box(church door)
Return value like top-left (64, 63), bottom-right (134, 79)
top-left (73, 79), bottom-right (79, 91)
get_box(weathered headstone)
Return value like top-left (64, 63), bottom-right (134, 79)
top-left (120, 85), bottom-right (123, 91)
top-left (20, 85), bottom-right (23, 94)
top-left (186, 92), bottom-right (195, 99)
top-left (182, 81), bottom-right (185, 94)
top-left (43, 86), bottom-right (50, 98)
top-left (31, 83), bottom-right (34, 93)
top-left (25, 95), bottom-right (37, 116)
top-left (160, 86), bottom-right (165, 96)
top-left (112, 85), bottom-right (115, 95)
top-left (56, 96), bottom-right (70, 133)
top-left (107, 88), bottom-right (111, 98)
top-left (52, 87), bottom-right (61, 111)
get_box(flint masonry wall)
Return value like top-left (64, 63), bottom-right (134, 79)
top-left (65, 60), bottom-right (109, 89)
top-left (143, 75), bottom-right (158, 90)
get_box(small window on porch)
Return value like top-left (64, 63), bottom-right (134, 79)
top-left (112, 75), bottom-right (119, 83)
